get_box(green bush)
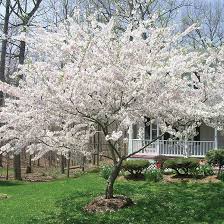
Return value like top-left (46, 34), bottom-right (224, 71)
top-left (99, 164), bottom-right (113, 180)
top-left (145, 169), bottom-right (163, 182)
top-left (206, 149), bottom-right (224, 177)
top-left (122, 159), bottom-right (150, 177)
top-left (218, 172), bottom-right (224, 181)
top-left (164, 158), bottom-right (199, 175)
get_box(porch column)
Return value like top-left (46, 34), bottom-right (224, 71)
top-left (184, 136), bottom-right (188, 157)
top-left (128, 124), bottom-right (134, 154)
top-left (156, 120), bottom-right (160, 154)
top-left (214, 128), bottom-right (218, 149)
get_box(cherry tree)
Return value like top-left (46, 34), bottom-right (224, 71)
top-left (0, 15), bottom-right (221, 199)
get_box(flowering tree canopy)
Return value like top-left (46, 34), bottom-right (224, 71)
top-left (0, 16), bottom-right (223, 198)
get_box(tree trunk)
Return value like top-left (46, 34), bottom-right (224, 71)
top-left (67, 152), bottom-right (71, 178)
top-left (61, 154), bottom-right (65, 174)
top-left (48, 151), bottom-right (52, 167)
top-left (26, 154), bottom-right (32, 173)
top-left (0, 154), bottom-right (3, 167)
top-left (0, 0), bottom-right (10, 86)
top-left (97, 125), bottom-right (100, 166)
top-left (218, 164), bottom-right (222, 177)
top-left (105, 159), bottom-right (123, 199)
top-left (14, 154), bottom-right (22, 180)
top-left (93, 135), bottom-right (96, 165)
top-left (19, 40), bottom-right (26, 64)
top-left (12, 26), bottom-right (26, 182)
top-left (82, 156), bottom-right (86, 172)
top-left (6, 154), bottom-right (9, 180)
top-left (0, 1), bottom-right (10, 156)
top-left (93, 153), bottom-right (96, 165)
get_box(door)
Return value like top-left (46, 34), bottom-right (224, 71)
top-left (144, 118), bottom-right (159, 155)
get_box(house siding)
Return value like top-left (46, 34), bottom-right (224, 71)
top-left (200, 124), bottom-right (214, 141)
top-left (218, 131), bottom-right (224, 148)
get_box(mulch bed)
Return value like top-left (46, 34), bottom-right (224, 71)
top-left (23, 172), bottom-right (56, 182)
top-left (85, 195), bottom-right (134, 213)
top-left (23, 176), bottom-right (54, 182)
top-left (163, 174), bottom-right (220, 183)
top-left (124, 174), bottom-right (145, 181)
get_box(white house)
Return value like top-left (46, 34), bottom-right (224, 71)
top-left (128, 120), bottom-right (223, 159)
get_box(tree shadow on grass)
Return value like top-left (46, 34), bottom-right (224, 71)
top-left (0, 180), bottom-right (23, 186)
top-left (29, 182), bottom-right (224, 224)
top-left (118, 182), bottom-right (224, 224)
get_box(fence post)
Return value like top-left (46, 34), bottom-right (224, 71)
top-left (184, 137), bottom-right (188, 157)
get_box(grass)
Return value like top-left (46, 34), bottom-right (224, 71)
top-left (0, 174), bottom-right (224, 224)
top-left (0, 167), bottom-right (14, 176)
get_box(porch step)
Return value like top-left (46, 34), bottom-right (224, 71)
top-left (130, 153), bottom-right (205, 160)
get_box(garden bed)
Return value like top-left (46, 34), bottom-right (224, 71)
top-left (85, 195), bottom-right (134, 213)
top-left (163, 174), bottom-right (220, 183)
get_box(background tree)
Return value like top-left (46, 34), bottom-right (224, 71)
top-left (0, 0), bottom-right (43, 180)
top-left (0, 0), bottom-right (10, 168)
top-left (181, 0), bottom-right (224, 48)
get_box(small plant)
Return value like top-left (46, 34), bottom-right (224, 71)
top-left (122, 159), bottom-right (149, 177)
top-left (164, 158), bottom-right (199, 176)
top-left (206, 149), bottom-right (224, 177)
top-left (145, 169), bottom-right (163, 182)
top-left (168, 163), bottom-right (214, 179)
top-left (41, 167), bottom-right (61, 178)
top-left (218, 172), bottom-right (224, 181)
top-left (87, 167), bottom-right (100, 173)
top-left (0, 193), bottom-right (8, 200)
top-left (99, 164), bottom-right (113, 180)
top-left (198, 164), bottom-right (214, 177)
top-left (73, 171), bottom-right (85, 178)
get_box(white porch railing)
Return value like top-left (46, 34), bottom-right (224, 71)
top-left (129, 139), bottom-right (215, 157)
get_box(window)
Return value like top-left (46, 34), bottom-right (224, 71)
top-left (144, 117), bottom-right (158, 140)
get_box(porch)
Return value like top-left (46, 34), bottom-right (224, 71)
top-left (128, 139), bottom-right (215, 158)
top-left (128, 121), bottom-right (223, 158)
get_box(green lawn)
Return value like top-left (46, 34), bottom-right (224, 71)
top-left (1, 174), bottom-right (224, 224)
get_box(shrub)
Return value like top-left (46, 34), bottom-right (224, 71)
top-left (206, 149), bottom-right (224, 177)
top-left (218, 172), bottom-right (224, 181)
top-left (164, 158), bottom-right (199, 175)
top-left (122, 159), bottom-right (149, 177)
top-left (99, 164), bottom-right (113, 180)
top-left (145, 169), bottom-right (163, 182)
top-left (154, 155), bottom-right (168, 169)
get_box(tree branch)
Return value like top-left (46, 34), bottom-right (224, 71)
top-left (125, 133), bottom-right (165, 160)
